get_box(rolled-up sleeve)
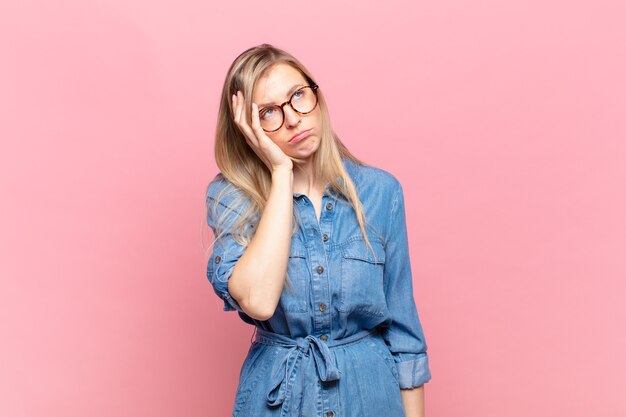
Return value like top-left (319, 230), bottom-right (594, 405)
top-left (382, 180), bottom-right (432, 389)
top-left (205, 177), bottom-right (250, 312)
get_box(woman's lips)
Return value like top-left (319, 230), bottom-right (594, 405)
top-left (289, 129), bottom-right (313, 143)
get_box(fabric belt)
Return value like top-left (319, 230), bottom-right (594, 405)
top-left (253, 327), bottom-right (378, 414)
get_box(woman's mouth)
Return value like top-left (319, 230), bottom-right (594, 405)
top-left (289, 129), bottom-right (313, 143)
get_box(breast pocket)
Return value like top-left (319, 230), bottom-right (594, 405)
top-left (338, 237), bottom-right (387, 317)
top-left (278, 236), bottom-right (309, 313)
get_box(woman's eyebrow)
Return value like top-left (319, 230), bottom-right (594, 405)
top-left (259, 84), bottom-right (305, 107)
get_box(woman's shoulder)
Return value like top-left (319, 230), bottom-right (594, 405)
top-left (347, 159), bottom-right (402, 197)
top-left (205, 172), bottom-right (252, 220)
top-left (206, 172), bottom-right (229, 196)
top-left (206, 172), bottom-right (246, 202)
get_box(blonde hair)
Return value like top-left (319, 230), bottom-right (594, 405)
top-left (203, 43), bottom-right (379, 293)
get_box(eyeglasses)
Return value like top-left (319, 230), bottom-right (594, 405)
top-left (258, 84), bottom-right (319, 132)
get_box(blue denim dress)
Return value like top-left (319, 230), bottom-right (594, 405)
top-left (206, 158), bottom-right (432, 417)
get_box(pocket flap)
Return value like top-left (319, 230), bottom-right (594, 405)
top-left (289, 237), bottom-right (307, 258)
top-left (340, 238), bottom-right (385, 264)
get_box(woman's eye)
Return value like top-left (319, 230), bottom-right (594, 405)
top-left (292, 90), bottom-right (303, 100)
top-left (260, 108), bottom-right (274, 119)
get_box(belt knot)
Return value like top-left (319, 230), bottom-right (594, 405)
top-left (253, 328), bottom-right (376, 415)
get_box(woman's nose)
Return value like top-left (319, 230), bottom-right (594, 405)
top-left (284, 105), bottom-right (301, 128)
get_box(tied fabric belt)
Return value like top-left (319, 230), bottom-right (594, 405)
top-left (254, 327), bottom-right (377, 414)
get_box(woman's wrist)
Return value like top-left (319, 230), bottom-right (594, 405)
top-left (271, 164), bottom-right (293, 178)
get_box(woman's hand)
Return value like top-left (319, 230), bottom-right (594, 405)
top-left (232, 90), bottom-right (293, 173)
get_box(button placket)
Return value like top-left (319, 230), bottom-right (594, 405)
top-left (298, 191), bottom-right (339, 338)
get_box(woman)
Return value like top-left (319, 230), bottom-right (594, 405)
top-left (205, 43), bottom-right (432, 417)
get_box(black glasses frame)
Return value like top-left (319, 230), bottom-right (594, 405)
top-left (259, 84), bottom-right (319, 132)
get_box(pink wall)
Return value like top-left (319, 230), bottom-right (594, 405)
top-left (1, 0), bottom-right (624, 416)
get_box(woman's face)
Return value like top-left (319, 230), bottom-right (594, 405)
top-left (251, 63), bottom-right (322, 160)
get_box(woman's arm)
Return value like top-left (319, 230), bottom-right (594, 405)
top-left (380, 179), bottom-right (432, 386)
top-left (401, 385), bottom-right (425, 417)
top-left (380, 178), bottom-right (431, 413)
top-left (227, 167), bottom-right (294, 320)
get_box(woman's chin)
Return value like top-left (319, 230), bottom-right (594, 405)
top-left (290, 139), bottom-right (319, 160)
top-left (290, 147), bottom-right (319, 163)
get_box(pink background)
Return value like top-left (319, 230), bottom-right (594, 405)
top-left (1, 0), bottom-right (625, 416)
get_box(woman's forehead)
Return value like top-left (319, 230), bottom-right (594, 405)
top-left (253, 64), bottom-right (306, 102)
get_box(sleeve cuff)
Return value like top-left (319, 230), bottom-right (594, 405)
top-left (220, 291), bottom-right (243, 312)
top-left (394, 353), bottom-right (432, 389)
top-left (212, 265), bottom-right (244, 312)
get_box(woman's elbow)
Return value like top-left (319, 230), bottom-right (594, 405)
top-left (228, 269), bottom-right (277, 321)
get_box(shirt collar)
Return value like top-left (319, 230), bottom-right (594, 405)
top-left (292, 157), bottom-right (359, 198)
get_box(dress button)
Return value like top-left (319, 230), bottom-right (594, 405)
top-left (326, 411), bottom-right (334, 417)
top-left (320, 335), bottom-right (328, 341)
top-left (322, 233), bottom-right (329, 241)
top-left (325, 202), bottom-right (333, 210)
top-left (214, 255), bottom-right (221, 264)
top-left (317, 265), bottom-right (324, 274)
top-left (319, 303), bottom-right (326, 312)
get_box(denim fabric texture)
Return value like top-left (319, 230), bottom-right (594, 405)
top-left (206, 157), bottom-right (432, 417)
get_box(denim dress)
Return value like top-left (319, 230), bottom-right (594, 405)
top-left (206, 158), bottom-right (432, 417)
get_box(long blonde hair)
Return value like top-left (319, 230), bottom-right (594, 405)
top-left (204, 43), bottom-right (378, 292)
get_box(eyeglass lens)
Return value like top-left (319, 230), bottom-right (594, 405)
top-left (258, 86), bottom-right (317, 132)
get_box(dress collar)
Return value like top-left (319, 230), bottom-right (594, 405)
top-left (292, 157), bottom-right (359, 198)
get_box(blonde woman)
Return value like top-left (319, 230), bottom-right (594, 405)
top-left (205, 43), bottom-right (431, 417)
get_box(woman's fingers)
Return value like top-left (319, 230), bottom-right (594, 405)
top-left (230, 91), bottom-right (291, 172)
top-left (250, 103), bottom-right (266, 140)
top-left (233, 91), bottom-right (258, 146)
top-left (236, 91), bottom-right (244, 125)
top-left (237, 91), bottom-right (246, 123)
